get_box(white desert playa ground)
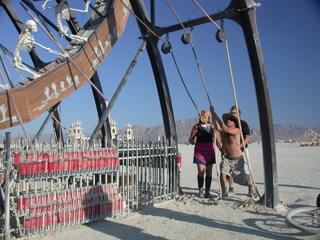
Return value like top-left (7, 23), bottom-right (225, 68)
top-left (23, 143), bottom-right (320, 240)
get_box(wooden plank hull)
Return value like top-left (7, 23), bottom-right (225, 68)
top-left (0, 0), bottom-right (130, 130)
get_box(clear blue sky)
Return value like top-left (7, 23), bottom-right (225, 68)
top-left (0, 0), bottom-right (319, 138)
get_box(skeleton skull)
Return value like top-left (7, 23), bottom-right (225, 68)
top-left (25, 20), bottom-right (38, 32)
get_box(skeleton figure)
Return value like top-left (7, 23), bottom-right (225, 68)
top-left (0, 84), bottom-right (8, 89)
top-left (42, 0), bottom-right (90, 43)
top-left (13, 20), bottom-right (67, 79)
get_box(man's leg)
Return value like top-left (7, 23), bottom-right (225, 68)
top-left (241, 176), bottom-right (258, 198)
top-left (243, 149), bottom-right (252, 194)
top-left (228, 175), bottom-right (235, 194)
top-left (220, 173), bottom-right (228, 198)
top-left (230, 157), bottom-right (258, 198)
top-left (220, 158), bottom-right (230, 199)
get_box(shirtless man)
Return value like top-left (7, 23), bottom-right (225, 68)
top-left (210, 105), bottom-right (257, 199)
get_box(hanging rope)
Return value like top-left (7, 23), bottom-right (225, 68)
top-left (20, 3), bottom-right (109, 103)
top-left (190, 42), bottom-right (212, 105)
top-left (164, 0), bottom-right (187, 33)
top-left (168, 38), bottom-right (222, 196)
top-left (164, 1), bottom-right (212, 106)
top-left (0, 44), bottom-right (39, 71)
top-left (51, 115), bottom-right (76, 139)
top-left (192, 0), bottom-right (221, 30)
top-left (170, 48), bottom-right (199, 114)
top-left (119, 0), bottom-right (165, 42)
top-left (119, 0), bottom-right (217, 140)
top-left (0, 68), bottom-right (34, 151)
top-left (170, 44), bottom-right (221, 196)
top-left (164, 37), bottom-right (208, 125)
top-left (164, 0), bottom-right (222, 195)
top-left (225, 38), bottom-right (261, 198)
top-left (170, 48), bottom-right (214, 129)
top-left (192, 0), bottom-right (261, 198)
top-left (121, 0), bottom-right (209, 119)
top-left (59, 103), bottom-right (62, 141)
top-left (0, 46), bottom-right (25, 82)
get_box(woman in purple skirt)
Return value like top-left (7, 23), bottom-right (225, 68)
top-left (189, 110), bottom-right (222, 198)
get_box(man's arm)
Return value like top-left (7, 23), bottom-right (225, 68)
top-left (210, 106), bottom-right (223, 132)
top-left (241, 120), bottom-right (250, 146)
top-left (243, 135), bottom-right (250, 146)
top-left (210, 106), bottom-right (239, 136)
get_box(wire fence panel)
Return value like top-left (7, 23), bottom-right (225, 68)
top-left (0, 133), bottom-right (178, 238)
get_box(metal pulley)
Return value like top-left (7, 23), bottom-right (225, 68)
top-left (181, 31), bottom-right (193, 45)
top-left (216, 28), bottom-right (227, 43)
top-left (161, 40), bottom-right (172, 54)
top-left (216, 20), bottom-right (227, 43)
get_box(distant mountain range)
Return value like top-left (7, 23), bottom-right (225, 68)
top-left (118, 117), bottom-right (320, 143)
top-left (1, 117), bottom-right (319, 144)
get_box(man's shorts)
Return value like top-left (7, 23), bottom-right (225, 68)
top-left (220, 155), bottom-right (246, 184)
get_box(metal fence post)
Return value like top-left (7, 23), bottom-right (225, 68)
top-left (5, 132), bottom-right (11, 240)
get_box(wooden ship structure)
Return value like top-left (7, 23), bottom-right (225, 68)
top-left (0, 0), bottom-right (281, 216)
top-left (0, 0), bottom-right (131, 147)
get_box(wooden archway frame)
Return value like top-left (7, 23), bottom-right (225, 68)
top-left (130, 0), bottom-right (279, 209)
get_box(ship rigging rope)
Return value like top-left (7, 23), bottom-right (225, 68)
top-left (193, 0), bottom-right (261, 198)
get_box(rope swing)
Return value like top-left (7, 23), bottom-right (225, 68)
top-left (192, 0), bottom-right (261, 199)
top-left (119, 0), bottom-right (260, 199)
top-left (164, 0), bottom-right (222, 197)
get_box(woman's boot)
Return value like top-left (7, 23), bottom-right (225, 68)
top-left (197, 175), bottom-right (204, 198)
top-left (205, 176), bottom-right (212, 198)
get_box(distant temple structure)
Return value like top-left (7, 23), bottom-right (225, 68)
top-left (123, 123), bottom-right (134, 144)
top-left (66, 121), bottom-right (88, 147)
top-left (66, 119), bottom-right (133, 147)
top-left (110, 118), bottom-right (118, 144)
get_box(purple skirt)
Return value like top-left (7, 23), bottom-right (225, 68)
top-left (193, 142), bottom-right (215, 165)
